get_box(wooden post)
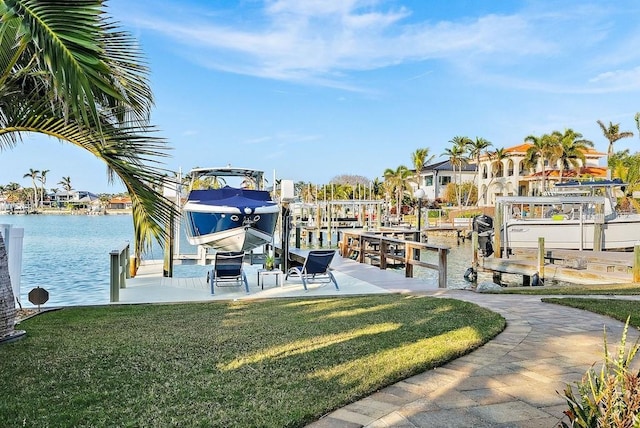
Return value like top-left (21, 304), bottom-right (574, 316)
top-left (404, 242), bottom-right (413, 278)
top-left (593, 202), bottom-right (604, 251)
top-left (438, 248), bottom-right (448, 288)
top-left (633, 244), bottom-right (640, 283)
top-left (471, 231), bottom-right (478, 281)
top-left (358, 234), bottom-right (365, 264)
top-left (380, 239), bottom-right (387, 270)
top-left (494, 201), bottom-right (502, 258)
top-left (537, 237), bottom-right (545, 284)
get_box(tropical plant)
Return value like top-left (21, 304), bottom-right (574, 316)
top-left (443, 136), bottom-right (470, 208)
top-left (383, 165), bottom-right (412, 216)
top-left (464, 137), bottom-right (491, 206)
top-left (0, 0), bottom-right (177, 340)
top-left (560, 317), bottom-right (640, 427)
top-left (610, 151), bottom-right (640, 213)
top-left (411, 148), bottom-right (435, 187)
top-left (22, 168), bottom-right (39, 209)
top-left (597, 120), bottom-right (634, 169)
top-left (524, 133), bottom-right (561, 193)
top-left (57, 176), bottom-right (73, 193)
top-left (38, 169), bottom-right (49, 208)
top-left (552, 129), bottom-right (594, 182)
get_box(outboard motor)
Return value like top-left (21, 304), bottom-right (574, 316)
top-left (472, 214), bottom-right (494, 257)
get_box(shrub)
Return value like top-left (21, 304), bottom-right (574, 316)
top-left (559, 317), bottom-right (640, 427)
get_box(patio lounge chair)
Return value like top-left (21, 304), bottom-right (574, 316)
top-left (285, 250), bottom-right (339, 291)
top-left (209, 251), bottom-right (249, 294)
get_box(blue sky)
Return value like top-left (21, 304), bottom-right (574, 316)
top-left (2, 0), bottom-right (640, 193)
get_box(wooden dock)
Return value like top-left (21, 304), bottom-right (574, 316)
top-left (339, 230), bottom-right (450, 288)
top-left (475, 237), bottom-right (640, 286)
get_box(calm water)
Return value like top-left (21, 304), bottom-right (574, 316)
top-left (1, 214), bottom-right (477, 308)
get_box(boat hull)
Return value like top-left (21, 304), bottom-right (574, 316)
top-left (503, 217), bottom-right (640, 251)
top-left (183, 187), bottom-right (279, 252)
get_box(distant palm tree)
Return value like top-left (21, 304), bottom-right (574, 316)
top-left (465, 137), bottom-right (491, 206)
top-left (552, 129), bottom-right (593, 181)
top-left (443, 136), bottom-right (470, 208)
top-left (38, 169), bottom-right (49, 207)
top-left (22, 168), bottom-right (40, 209)
top-left (383, 165), bottom-right (411, 217)
top-left (484, 147), bottom-right (509, 203)
top-left (597, 120), bottom-right (633, 168)
top-left (410, 148), bottom-right (435, 187)
top-left (610, 152), bottom-right (640, 213)
top-left (524, 133), bottom-right (561, 193)
top-left (58, 176), bottom-right (73, 193)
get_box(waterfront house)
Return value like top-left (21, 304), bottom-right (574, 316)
top-left (107, 196), bottom-right (132, 210)
top-left (416, 159), bottom-right (476, 203)
top-left (475, 143), bottom-right (606, 207)
top-left (50, 190), bottom-right (99, 209)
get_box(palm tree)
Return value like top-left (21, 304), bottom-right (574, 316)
top-left (597, 120), bottom-right (633, 170)
top-left (38, 169), bottom-right (49, 208)
top-left (443, 136), bottom-right (470, 208)
top-left (552, 129), bottom-right (594, 182)
top-left (610, 152), bottom-right (640, 213)
top-left (464, 137), bottom-right (491, 206)
top-left (22, 168), bottom-right (39, 210)
top-left (483, 147), bottom-right (510, 203)
top-left (0, 1), bottom-right (177, 340)
top-left (383, 165), bottom-right (411, 219)
top-left (410, 148), bottom-right (435, 187)
top-left (58, 176), bottom-right (73, 193)
top-left (524, 133), bottom-right (561, 194)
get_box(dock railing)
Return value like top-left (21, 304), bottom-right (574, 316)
top-left (340, 231), bottom-right (450, 288)
top-left (110, 242), bottom-right (130, 302)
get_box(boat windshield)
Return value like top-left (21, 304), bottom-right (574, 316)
top-left (188, 167), bottom-right (265, 191)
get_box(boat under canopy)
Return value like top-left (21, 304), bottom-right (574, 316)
top-left (493, 180), bottom-right (640, 252)
top-left (182, 167), bottom-right (279, 252)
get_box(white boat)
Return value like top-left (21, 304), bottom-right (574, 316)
top-left (182, 167), bottom-right (280, 252)
top-left (493, 179), bottom-right (640, 252)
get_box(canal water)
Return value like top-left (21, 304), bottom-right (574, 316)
top-left (1, 214), bottom-right (483, 308)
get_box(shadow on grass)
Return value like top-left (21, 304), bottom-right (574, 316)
top-left (0, 294), bottom-right (505, 427)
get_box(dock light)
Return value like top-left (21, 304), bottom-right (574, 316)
top-left (414, 188), bottom-right (426, 242)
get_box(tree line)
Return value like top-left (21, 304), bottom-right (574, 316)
top-left (313, 116), bottom-right (640, 215)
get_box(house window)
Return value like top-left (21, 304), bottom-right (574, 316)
top-left (494, 162), bottom-right (503, 178)
top-left (507, 160), bottom-right (514, 176)
top-left (482, 165), bottom-right (488, 179)
top-left (439, 176), bottom-right (451, 186)
top-left (425, 175), bottom-right (434, 186)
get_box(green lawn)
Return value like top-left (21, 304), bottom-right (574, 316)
top-left (0, 295), bottom-right (505, 428)
top-left (542, 297), bottom-right (640, 329)
top-left (496, 283), bottom-right (640, 295)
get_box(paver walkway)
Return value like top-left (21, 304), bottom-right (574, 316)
top-left (307, 290), bottom-right (640, 428)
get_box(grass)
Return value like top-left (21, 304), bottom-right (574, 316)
top-left (542, 297), bottom-right (640, 329)
top-left (495, 283), bottom-right (640, 295)
top-left (0, 295), bottom-right (505, 428)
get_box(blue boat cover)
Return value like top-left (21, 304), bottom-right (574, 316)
top-left (187, 187), bottom-right (276, 209)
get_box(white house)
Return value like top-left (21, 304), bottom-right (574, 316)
top-left (476, 143), bottom-right (607, 207)
top-left (417, 159), bottom-right (476, 203)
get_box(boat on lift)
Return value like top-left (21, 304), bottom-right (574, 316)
top-left (182, 166), bottom-right (279, 252)
top-left (492, 179), bottom-right (640, 252)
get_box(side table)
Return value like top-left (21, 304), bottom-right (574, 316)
top-left (257, 269), bottom-right (283, 289)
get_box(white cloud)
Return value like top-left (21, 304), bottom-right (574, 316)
top-left (129, 0), bottom-right (639, 93)
top-left (588, 67), bottom-right (640, 91)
